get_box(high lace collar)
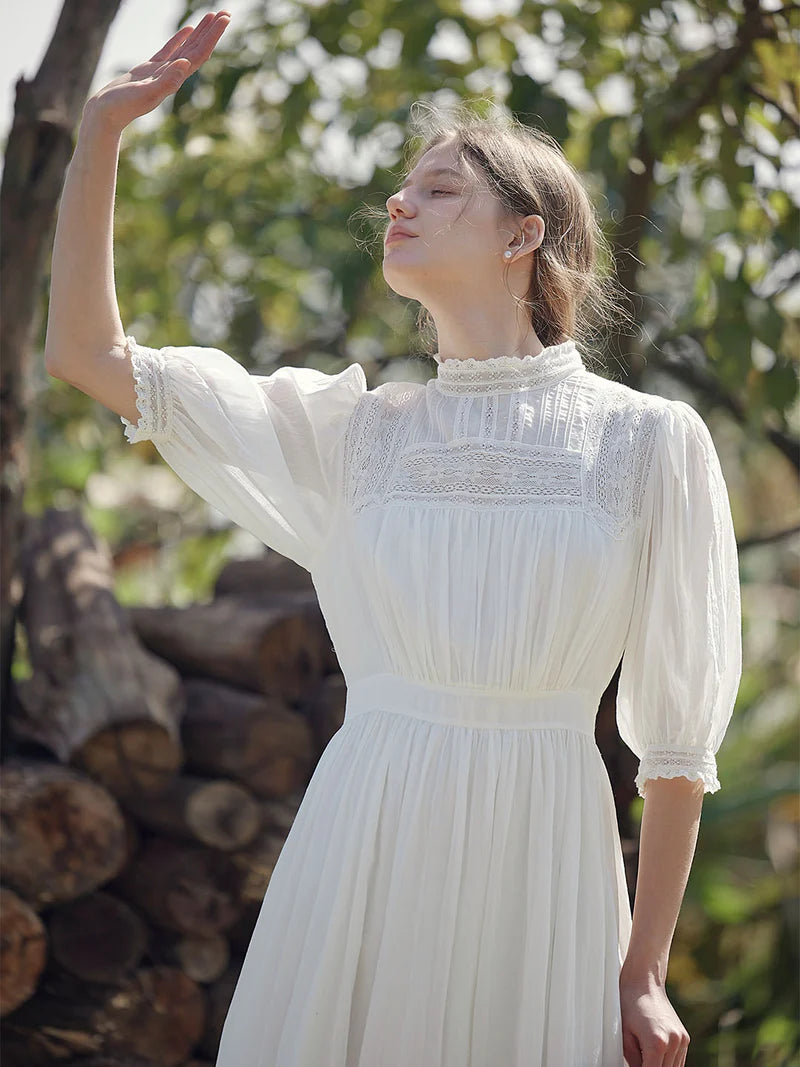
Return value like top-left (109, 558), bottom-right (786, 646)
top-left (434, 339), bottom-right (584, 395)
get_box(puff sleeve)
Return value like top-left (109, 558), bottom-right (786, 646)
top-left (616, 399), bottom-right (743, 798)
top-left (119, 335), bottom-right (367, 572)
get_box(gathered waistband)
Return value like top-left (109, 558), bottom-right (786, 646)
top-left (344, 673), bottom-right (597, 736)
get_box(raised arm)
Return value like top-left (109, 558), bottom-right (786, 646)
top-left (44, 12), bottom-right (231, 421)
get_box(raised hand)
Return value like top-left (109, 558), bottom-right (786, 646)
top-left (84, 11), bottom-right (231, 133)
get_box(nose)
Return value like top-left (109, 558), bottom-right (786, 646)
top-left (386, 189), bottom-right (414, 218)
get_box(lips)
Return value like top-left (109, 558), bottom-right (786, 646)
top-left (385, 227), bottom-right (417, 242)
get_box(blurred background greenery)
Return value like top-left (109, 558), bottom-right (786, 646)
top-left (14, 0), bottom-right (800, 1062)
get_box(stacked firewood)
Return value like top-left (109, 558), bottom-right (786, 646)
top-left (0, 508), bottom-right (348, 1066)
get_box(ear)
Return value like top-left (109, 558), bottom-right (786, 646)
top-left (522, 214), bottom-right (545, 250)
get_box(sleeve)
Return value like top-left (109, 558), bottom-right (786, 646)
top-left (119, 334), bottom-right (367, 572)
top-left (616, 398), bottom-right (743, 798)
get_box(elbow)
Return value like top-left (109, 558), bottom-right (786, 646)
top-left (44, 346), bottom-right (77, 383)
top-left (44, 353), bottom-right (69, 380)
top-left (44, 349), bottom-right (63, 378)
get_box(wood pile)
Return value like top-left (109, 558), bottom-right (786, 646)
top-left (0, 507), bottom-right (348, 1066)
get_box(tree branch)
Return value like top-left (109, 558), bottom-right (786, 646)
top-left (645, 339), bottom-right (799, 473)
top-left (738, 523), bottom-right (800, 551)
top-left (745, 83), bottom-right (800, 134)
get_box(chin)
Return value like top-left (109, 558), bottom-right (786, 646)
top-left (381, 265), bottom-right (418, 300)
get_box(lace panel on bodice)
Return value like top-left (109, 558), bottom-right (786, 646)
top-left (342, 374), bottom-right (665, 540)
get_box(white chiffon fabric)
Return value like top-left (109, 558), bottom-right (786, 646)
top-left (120, 334), bottom-right (742, 1067)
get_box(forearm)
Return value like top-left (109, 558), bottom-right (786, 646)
top-left (619, 774), bottom-right (705, 987)
top-left (44, 102), bottom-right (127, 373)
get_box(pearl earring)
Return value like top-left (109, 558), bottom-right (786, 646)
top-left (504, 250), bottom-right (513, 259)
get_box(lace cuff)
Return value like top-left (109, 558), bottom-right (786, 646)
top-left (635, 745), bottom-right (720, 798)
top-left (120, 336), bottom-right (173, 443)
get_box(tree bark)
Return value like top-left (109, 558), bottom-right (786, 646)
top-left (181, 677), bottom-right (315, 798)
top-left (12, 507), bottom-right (185, 797)
top-left (0, 0), bottom-right (123, 747)
top-left (128, 592), bottom-right (333, 700)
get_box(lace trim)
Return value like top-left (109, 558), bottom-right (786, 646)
top-left (119, 336), bottom-right (173, 443)
top-left (385, 441), bottom-right (583, 509)
top-left (583, 385), bottom-right (664, 539)
top-left (635, 746), bottom-right (720, 798)
top-left (343, 386), bottom-right (417, 510)
top-left (343, 374), bottom-right (669, 537)
top-left (434, 340), bottom-right (585, 395)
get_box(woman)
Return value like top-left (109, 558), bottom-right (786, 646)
top-left (45, 12), bottom-right (742, 1067)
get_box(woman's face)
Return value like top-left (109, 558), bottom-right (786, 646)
top-left (382, 138), bottom-right (513, 303)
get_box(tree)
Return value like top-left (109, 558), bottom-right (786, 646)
top-left (0, 0), bottom-right (123, 730)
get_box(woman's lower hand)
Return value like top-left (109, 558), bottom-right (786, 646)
top-left (620, 974), bottom-right (690, 1067)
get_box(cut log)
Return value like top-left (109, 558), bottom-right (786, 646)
top-left (119, 773), bottom-right (262, 851)
top-left (101, 965), bottom-right (205, 1065)
top-left (0, 887), bottom-right (47, 1016)
top-left (63, 1059), bottom-right (163, 1067)
top-left (48, 891), bottom-right (147, 984)
top-left (195, 961), bottom-right (240, 1062)
top-left (181, 678), bottom-right (314, 798)
top-left (74, 714), bottom-right (185, 801)
top-left (128, 593), bottom-right (330, 701)
top-left (110, 837), bottom-right (245, 937)
top-left (0, 759), bottom-right (128, 908)
top-left (230, 826), bottom-right (287, 907)
top-left (260, 790), bottom-right (304, 834)
top-left (213, 550), bottom-right (315, 597)
top-left (148, 928), bottom-right (230, 985)
top-left (1, 964), bottom-right (204, 1066)
top-left (299, 670), bottom-right (348, 761)
top-left (13, 508), bottom-right (184, 795)
top-left (0, 1024), bottom-right (90, 1067)
top-left (226, 798), bottom-right (302, 956)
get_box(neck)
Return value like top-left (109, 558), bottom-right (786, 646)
top-left (428, 304), bottom-right (547, 363)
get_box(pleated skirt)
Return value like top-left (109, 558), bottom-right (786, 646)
top-left (215, 675), bottom-right (632, 1067)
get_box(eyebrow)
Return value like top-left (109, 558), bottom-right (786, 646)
top-left (398, 167), bottom-right (464, 190)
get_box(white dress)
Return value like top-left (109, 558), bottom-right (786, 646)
top-left (120, 335), bottom-right (742, 1067)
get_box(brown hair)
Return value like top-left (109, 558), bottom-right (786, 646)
top-left (355, 100), bottom-right (633, 368)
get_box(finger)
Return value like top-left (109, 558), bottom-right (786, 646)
top-left (641, 1045), bottom-right (666, 1067)
top-left (664, 1038), bottom-right (685, 1067)
top-left (623, 1033), bottom-right (642, 1067)
top-left (175, 12), bottom-right (231, 72)
top-left (150, 25), bottom-right (195, 63)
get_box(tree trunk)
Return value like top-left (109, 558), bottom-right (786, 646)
top-left (0, 0), bottom-right (123, 746)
